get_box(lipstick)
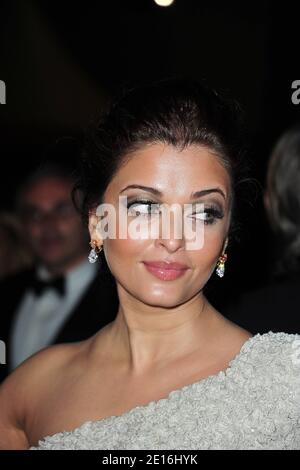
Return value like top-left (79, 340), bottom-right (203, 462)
top-left (142, 261), bottom-right (189, 281)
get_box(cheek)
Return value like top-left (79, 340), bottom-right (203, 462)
top-left (58, 217), bottom-right (82, 234)
top-left (192, 227), bottom-right (225, 269)
top-left (104, 237), bottom-right (147, 276)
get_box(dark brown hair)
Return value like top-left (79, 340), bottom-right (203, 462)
top-left (73, 77), bottom-right (251, 243)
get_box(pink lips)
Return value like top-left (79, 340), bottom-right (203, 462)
top-left (142, 261), bottom-right (189, 281)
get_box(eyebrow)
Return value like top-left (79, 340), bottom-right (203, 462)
top-left (119, 184), bottom-right (226, 200)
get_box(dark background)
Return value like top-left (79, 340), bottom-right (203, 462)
top-left (0, 0), bottom-right (299, 307)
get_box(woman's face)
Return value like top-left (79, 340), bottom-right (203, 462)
top-left (90, 143), bottom-right (232, 307)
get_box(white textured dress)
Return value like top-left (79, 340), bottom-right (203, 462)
top-left (30, 332), bottom-right (300, 450)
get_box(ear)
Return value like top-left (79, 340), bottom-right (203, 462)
top-left (88, 210), bottom-right (103, 246)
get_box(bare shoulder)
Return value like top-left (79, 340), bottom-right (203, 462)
top-left (211, 309), bottom-right (254, 361)
top-left (222, 318), bottom-right (254, 356)
top-left (229, 321), bottom-right (254, 341)
top-left (0, 339), bottom-right (90, 450)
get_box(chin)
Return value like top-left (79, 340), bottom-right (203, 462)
top-left (39, 254), bottom-right (67, 268)
top-left (136, 289), bottom-right (188, 309)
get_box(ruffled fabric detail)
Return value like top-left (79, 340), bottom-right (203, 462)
top-left (30, 332), bottom-right (300, 450)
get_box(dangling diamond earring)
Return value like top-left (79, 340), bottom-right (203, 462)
top-left (88, 241), bottom-right (103, 264)
top-left (216, 253), bottom-right (227, 278)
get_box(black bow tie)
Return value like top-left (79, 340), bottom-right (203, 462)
top-left (31, 275), bottom-right (66, 297)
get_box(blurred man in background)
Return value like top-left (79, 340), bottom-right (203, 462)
top-left (0, 139), bottom-right (118, 382)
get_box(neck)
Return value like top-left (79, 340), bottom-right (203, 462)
top-left (105, 288), bottom-right (224, 375)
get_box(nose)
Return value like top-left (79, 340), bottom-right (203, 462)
top-left (35, 212), bottom-right (62, 236)
top-left (154, 206), bottom-right (185, 253)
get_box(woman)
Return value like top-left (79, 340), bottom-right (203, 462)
top-left (224, 124), bottom-right (300, 334)
top-left (0, 78), bottom-right (299, 450)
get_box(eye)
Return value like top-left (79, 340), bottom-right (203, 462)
top-left (189, 206), bottom-right (224, 225)
top-left (127, 200), bottom-right (161, 217)
top-left (55, 203), bottom-right (75, 217)
top-left (21, 208), bottom-right (43, 223)
top-left (31, 212), bottom-right (43, 223)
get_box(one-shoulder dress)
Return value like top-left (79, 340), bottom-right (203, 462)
top-left (30, 332), bottom-right (300, 450)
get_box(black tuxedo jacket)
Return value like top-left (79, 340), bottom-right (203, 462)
top-left (0, 264), bottom-right (119, 383)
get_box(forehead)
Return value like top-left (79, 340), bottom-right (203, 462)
top-left (106, 143), bottom-right (231, 199)
top-left (23, 177), bottom-right (73, 206)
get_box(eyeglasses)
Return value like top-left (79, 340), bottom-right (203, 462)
top-left (20, 201), bottom-right (77, 224)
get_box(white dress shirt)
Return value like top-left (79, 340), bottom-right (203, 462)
top-left (10, 258), bottom-right (97, 370)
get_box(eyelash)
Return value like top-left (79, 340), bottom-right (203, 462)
top-left (126, 199), bottom-right (224, 225)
